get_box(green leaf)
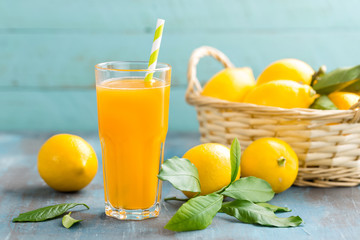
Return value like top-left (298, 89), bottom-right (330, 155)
top-left (222, 177), bottom-right (275, 202)
top-left (164, 193), bottom-right (223, 232)
top-left (158, 156), bottom-right (201, 193)
top-left (310, 95), bottom-right (338, 110)
top-left (313, 65), bottom-right (360, 94)
top-left (62, 212), bottom-right (83, 229)
top-left (12, 203), bottom-right (89, 222)
top-left (256, 203), bottom-right (291, 213)
top-left (220, 200), bottom-right (302, 227)
top-left (342, 80), bottom-right (360, 92)
top-left (230, 138), bottom-right (241, 184)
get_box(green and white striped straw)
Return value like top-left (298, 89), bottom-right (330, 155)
top-left (144, 18), bottom-right (165, 82)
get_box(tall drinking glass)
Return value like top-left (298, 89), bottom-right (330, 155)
top-left (95, 61), bottom-right (171, 220)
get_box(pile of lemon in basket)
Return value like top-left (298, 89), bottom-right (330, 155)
top-left (201, 58), bottom-right (360, 110)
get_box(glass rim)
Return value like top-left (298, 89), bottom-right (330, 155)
top-left (95, 61), bottom-right (171, 72)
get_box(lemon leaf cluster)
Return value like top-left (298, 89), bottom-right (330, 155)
top-left (158, 138), bottom-right (303, 232)
top-left (310, 65), bottom-right (360, 110)
top-left (313, 65), bottom-right (360, 94)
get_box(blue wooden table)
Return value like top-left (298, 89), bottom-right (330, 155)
top-left (1, 132), bottom-right (360, 239)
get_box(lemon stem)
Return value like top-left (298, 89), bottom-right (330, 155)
top-left (164, 197), bottom-right (188, 202)
top-left (277, 157), bottom-right (286, 167)
top-left (310, 65), bottom-right (327, 86)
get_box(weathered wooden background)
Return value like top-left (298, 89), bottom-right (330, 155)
top-left (1, 0), bottom-right (360, 132)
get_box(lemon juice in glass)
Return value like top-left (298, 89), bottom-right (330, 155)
top-left (95, 61), bottom-right (171, 220)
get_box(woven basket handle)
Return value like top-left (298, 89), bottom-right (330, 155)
top-left (186, 46), bottom-right (235, 97)
top-left (350, 100), bottom-right (360, 123)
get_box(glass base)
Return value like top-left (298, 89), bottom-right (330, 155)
top-left (105, 202), bottom-right (160, 220)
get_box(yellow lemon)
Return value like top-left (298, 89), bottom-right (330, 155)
top-left (328, 92), bottom-right (360, 110)
top-left (244, 80), bottom-right (317, 108)
top-left (38, 134), bottom-right (98, 192)
top-left (241, 138), bottom-right (298, 193)
top-left (201, 67), bottom-right (255, 102)
top-left (257, 59), bottom-right (315, 85)
top-left (182, 143), bottom-right (240, 197)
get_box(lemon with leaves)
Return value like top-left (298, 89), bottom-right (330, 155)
top-left (244, 80), bottom-right (317, 108)
top-left (241, 138), bottom-right (298, 193)
top-left (257, 58), bottom-right (315, 85)
top-left (201, 67), bottom-right (255, 102)
top-left (38, 134), bottom-right (98, 192)
top-left (182, 143), bottom-right (240, 197)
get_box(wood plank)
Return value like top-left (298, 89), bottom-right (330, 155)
top-left (2, 31), bottom-right (360, 88)
top-left (0, 88), bottom-right (199, 132)
top-left (1, 0), bottom-right (360, 31)
top-left (1, 133), bottom-right (360, 239)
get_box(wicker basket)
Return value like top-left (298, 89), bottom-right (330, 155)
top-left (186, 46), bottom-right (360, 187)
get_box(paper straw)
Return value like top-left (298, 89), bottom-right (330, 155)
top-left (144, 19), bottom-right (165, 82)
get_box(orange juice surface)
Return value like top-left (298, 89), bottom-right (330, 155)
top-left (96, 78), bottom-right (170, 209)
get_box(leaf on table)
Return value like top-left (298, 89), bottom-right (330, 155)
top-left (12, 203), bottom-right (89, 222)
top-left (256, 202), bottom-right (291, 213)
top-left (310, 95), bottom-right (338, 110)
top-left (222, 177), bottom-right (275, 202)
top-left (230, 138), bottom-right (241, 184)
top-left (220, 200), bottom-right (302, 227)
top-left (164, 193), bottom-right (223, 232)
top-left (313, 65), bottom-right (360, 94)
top-left (62, 212), bottom-right (83, 229)
top-left (158, 156), bottom-right (201, 193)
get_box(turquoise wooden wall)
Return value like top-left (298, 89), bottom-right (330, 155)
top-left (1, 0), bottom-right (360, 132)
